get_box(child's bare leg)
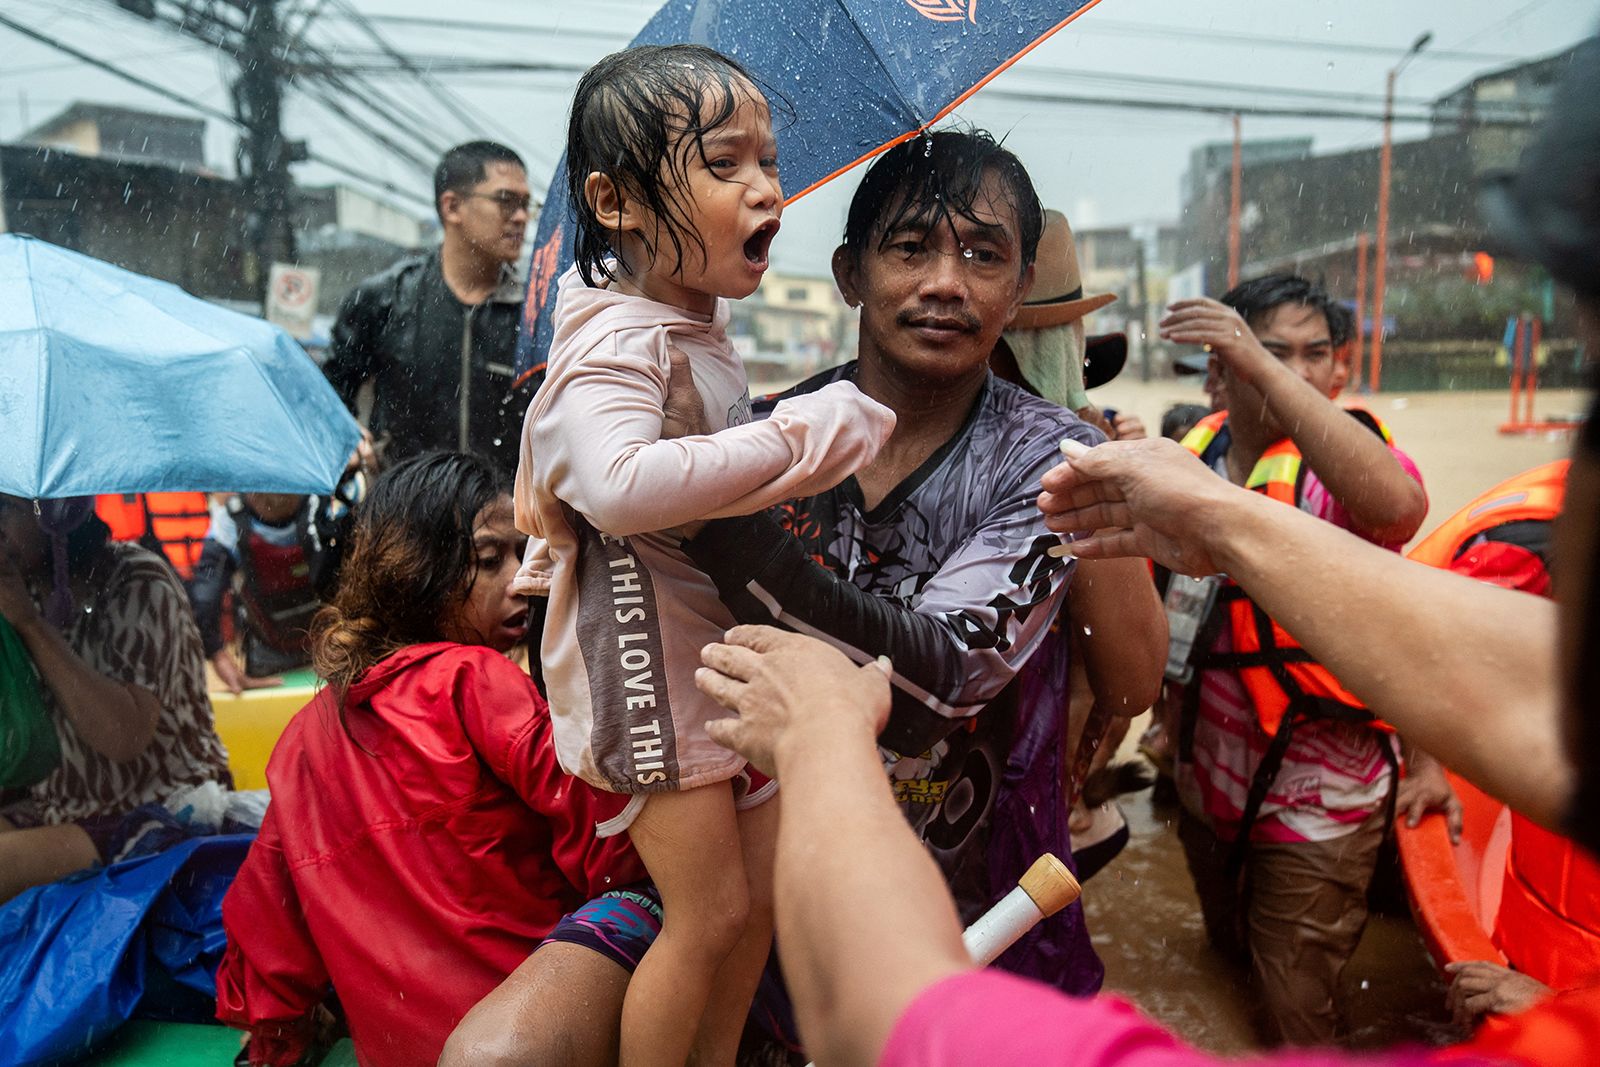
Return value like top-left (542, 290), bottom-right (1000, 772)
top-left (690, 794), bottom-right (779, 1065)
top-left (622, 783), bottom-right (749, 1067)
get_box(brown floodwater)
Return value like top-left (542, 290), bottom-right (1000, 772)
top-left (1082, 714), bottom-right (1465, 1055)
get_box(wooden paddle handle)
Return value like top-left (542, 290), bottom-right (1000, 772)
top-left (960, 853), bottom-right (1082, 968)
top-left (1019, 852), bottom-right (1082, 917)
top-left (804, 854), bottom-right (1083, 1066)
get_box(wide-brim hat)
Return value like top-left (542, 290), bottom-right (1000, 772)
top-left (1010, 209), bottom-right (1118, 330)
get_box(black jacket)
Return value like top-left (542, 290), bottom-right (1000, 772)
top-left (323, 250), bottom-right (531, 475)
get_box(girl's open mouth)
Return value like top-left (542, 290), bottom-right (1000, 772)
top-left (743, 219), bottom-right (780, 268)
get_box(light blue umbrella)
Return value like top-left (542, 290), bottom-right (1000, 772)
top-left (0, 234), bottom-right (361, 499)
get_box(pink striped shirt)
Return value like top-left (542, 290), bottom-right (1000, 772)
top-left (1178, 442), bottom-right (1424, 844)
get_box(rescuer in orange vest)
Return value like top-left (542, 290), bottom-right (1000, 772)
top-left (1405, 461), bottom-right (1600, 1025)
top-left (94, 492), bottom-right (211, 584)
top-left (1158, 274), bottom-right (1437, 1046)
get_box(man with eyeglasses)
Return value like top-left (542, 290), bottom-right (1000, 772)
top-left (324, 141), bottom-right (534, 475)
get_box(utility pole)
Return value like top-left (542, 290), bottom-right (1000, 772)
top-left (112, 0), bottom-right (304, 302)
top-left (1353, 231), bottom-right (1370, 391)
top-left (1370, 31), bottom-right (1432, 393)
top-left (1227, 113), bottom-right (1242, 290)
top-left (1134, 237), bottom-right (1151, 382)
top-left (232, 0), bottom-right (300, 296)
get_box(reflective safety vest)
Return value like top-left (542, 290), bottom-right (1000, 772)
top-left (1405, 460), bottom-right (1600, 993)
top-left (1407, 459), bottom-right (1569, 570)
top-left (1178, 409), bottom-right (1396, 738)
top-left (94, 492), bottom-right (211, 581)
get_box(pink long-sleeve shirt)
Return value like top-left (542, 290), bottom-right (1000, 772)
top-left (516, 266), bottom-right (894, 801)
top-left (881, 970), bottom-right (1591, 1065)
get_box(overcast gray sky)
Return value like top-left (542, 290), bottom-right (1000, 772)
top-left (2, 0), bottom-right (1593, 274)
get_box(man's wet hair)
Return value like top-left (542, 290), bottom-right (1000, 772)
top-left (1220, 274), bottom-right (1353, 348)
top-left (434, 141), bottom-right (525, 222)
top-left (567, 44), bottom-right (788, 288)
top-left (841, 129), bottom-right (1044, 272)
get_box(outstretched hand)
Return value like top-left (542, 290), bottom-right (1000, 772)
top-left (697, 626), bottom-right (891, 778)
top-left (1039, 438), bottom-right (1236, 577)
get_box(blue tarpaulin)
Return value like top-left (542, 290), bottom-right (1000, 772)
top-left (0, 835), bottom-right (252, 1067)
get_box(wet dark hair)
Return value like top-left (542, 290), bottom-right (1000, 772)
top-left (1161, 403), bottom-right (1213, 442)
top-left (434, 141), bottom-right (525, 222)
top-left (312, 451), bottom-right (509, 699)
top-left (841, 129), bottom-right (1044, 272)
top-left (1220, 274), bottom-right (1353, 348)
top-left (567, 44), bottom-right (784, 287)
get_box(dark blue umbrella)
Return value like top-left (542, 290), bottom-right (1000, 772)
top-left (514, 0), bottom-right (1102, 381)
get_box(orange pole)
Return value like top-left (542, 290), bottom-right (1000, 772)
top-left (1353, 231), bottom-right (1370, 390)
top-left (1228, 113), bottom-right (1242, 290)
top-left (1508, 316), bottom-right (1524, 427)
top-left (1526, 316), bottom-right (1542, 424)
top-left (1371, 68), bottom-right (1397, 393)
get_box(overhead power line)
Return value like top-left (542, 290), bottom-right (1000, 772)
top-left (0, 11), bottom-right (433, 209)
top-left (979, 85), bottom-right (1536, 128)
top-left (299, 48), bottom-right (1536, 129)
top-left (301, 10), bottom-right (1524, 64)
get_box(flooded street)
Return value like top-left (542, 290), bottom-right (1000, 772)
top-left (1084, 725), bottom-right (1456, 1054)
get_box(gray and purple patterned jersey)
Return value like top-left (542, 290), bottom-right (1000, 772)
top-left (689, 365), bottom-right (1106, 994)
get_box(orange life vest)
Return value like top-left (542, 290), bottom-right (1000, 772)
top-left (1407, 459), bottom-right (1570, 570)
top-left (1179, 410), bottom-right (1394, 737)
top-left (1405, 460), bottom-right (1600, 993)
top-left (94, 492), bottom-right (210, 581)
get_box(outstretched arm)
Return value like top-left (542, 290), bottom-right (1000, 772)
top-left (696, 628), bottom-right (970, 1066)
top-left (535, 342), bottom-right (893, 537)
top-left (1039, 437), bottom-right (1571, 830)
top-left (1161, 299), bottom-right (1427, 544)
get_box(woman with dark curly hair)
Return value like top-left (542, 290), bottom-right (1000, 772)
top-left (0, 494), bottom-right (230, 902)
top-left (216, 452), bottom-right (645, 1067)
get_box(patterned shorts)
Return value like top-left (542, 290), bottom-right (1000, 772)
top-left (540, 884), bottom-right (664, 971)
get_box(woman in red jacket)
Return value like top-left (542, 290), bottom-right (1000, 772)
top-left (215, 452), bottom-right (647, 1067)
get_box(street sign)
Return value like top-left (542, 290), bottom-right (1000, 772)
top-left (266, 263), bottom-right (320, 340)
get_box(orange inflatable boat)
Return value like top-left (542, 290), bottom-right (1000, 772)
top-left (1399, 769), bottom-right (1600, 989)
top-left (1396, 769), bottom-right (1510, 969)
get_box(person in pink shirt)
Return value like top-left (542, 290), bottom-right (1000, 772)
top-left (514, 44), bottom-right (893, 1067)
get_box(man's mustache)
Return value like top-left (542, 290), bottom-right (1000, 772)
top-left (896, 308), bottom-right (982, 332)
